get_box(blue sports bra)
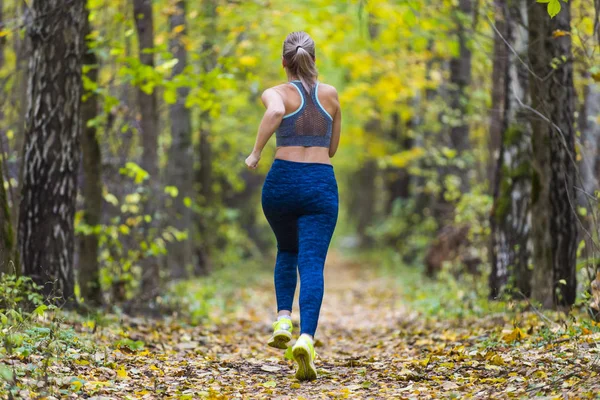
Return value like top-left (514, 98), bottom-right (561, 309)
top-left (275, 80), bottom-right (333, 148)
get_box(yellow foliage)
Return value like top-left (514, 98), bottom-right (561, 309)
top-left (502, 327), bottom-right (528, 343)
top-left (239, 56), bottom-right (258, 67)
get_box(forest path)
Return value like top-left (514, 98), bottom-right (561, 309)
top-left (66, 250), bottom-right (599, 399)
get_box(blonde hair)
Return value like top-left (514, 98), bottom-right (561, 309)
top-left (282, 31), bottom-right (318, 93)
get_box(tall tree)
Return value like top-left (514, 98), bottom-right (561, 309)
top-left (11, 2), bottom-right (31, 233)
top-left (578, 77), bottom-right (600, 215)
top-left (487, 0), bottom-right (508, 189)
top-left (79, 7), bottom-right (103, 305)
top-left (0, 157), bottom-right (13, 274)
top-left (577, 74), bottom-right (600, 285)
top-left (489, 0), bottom-right (532, 298)
top-left (448, 0), bottom-right (473, 191)
top-left (133, 0), bottom-right (161, 297)
top-left (166, 0), bottom-right (194, 279)
top-left (0, 0), bottom-right (14, 274)
top-left (194, 0), bottom-right (217, 275)
top-left (18, 0), bottom-right (86, 301)
top-left (529, 1), bottom-right (577, 307)
top-left (133, 0), bottom-right (159, 179)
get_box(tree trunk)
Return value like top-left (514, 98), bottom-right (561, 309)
top-left (166, 0), bottom-right (194, 279)
top-left (490, 0), bottom-right (533, 299)
top-left (78, 8), bottom-right (103, 306)
top-left (448, 0), bottom-right (473, 191)
top-left (132, 0), bottom-right (161, 298)
top-left (0, 157), bottom-right (14, 274)
top-left (18, 0), bottom-right (86, 302)
top-left (487, 0), bottom-right (508, 189)
top-left (13, 3), bottom-right (31, 233)
top-left (577, 76), bottom-right (600, 287)
top-left (0, 0), bottom-right (14, 274)
top-left (132, 0), bottom-right (159, 179)
top-left (194, 0), bottom-right (218, 276)
top-left (529, 1), bottom-right (577, 308)
top-left (353, 158), bottom-right (378, 248)
top-left (578, 78), bottom-right (600, 211)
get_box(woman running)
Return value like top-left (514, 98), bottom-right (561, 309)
top-left (245, 31), bottom-right (341, 381)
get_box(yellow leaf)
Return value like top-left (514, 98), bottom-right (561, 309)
top-left (502, 327), bottom-right (528, 343)
top-left (173, 25), bottom-right (185, 34)
top-left (552, 29), bottom-right (570, 38)
top-left (116, 367), bottom-right (129, 379)
top-left (489, 354), bottom-right (505, 366)
top-left (70, 380), bottom-right (83, 391)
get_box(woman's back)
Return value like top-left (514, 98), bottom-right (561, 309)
top-left (273, 81), bottom-right (338, 120)
top-left (271, 81), bottom-right (340, 165)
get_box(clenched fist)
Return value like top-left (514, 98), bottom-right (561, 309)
top-left (245, 151), bottom-right (261, 169)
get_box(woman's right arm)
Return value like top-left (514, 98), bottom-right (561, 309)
top-left (246, 88), bottom-right (285, 169)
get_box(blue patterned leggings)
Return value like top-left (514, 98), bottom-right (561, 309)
top-left (261, 159), bottom-right (339, 337)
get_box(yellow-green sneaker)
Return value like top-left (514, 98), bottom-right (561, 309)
top-left (292, 335), bottom-right (317, 381)
top-left (267, 317), bottom-right (293, 349)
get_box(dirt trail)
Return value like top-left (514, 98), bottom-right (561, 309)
top-left (199, 249), bottom-right (417, 398)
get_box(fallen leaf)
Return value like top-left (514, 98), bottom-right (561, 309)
top-left (260, 365), bottom-right (281, 372)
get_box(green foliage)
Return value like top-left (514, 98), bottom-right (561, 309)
top-left (537, 0), bottom-right (566, 18)
top-left (367, 198), bottom-right (438, 264)
top-left (0, 275), bottom-right (46, 324)
top-left (76, 165), bottom-right (188, 302)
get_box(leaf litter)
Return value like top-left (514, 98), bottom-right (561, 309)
top-left (2, 251), bottom-right (600, 398)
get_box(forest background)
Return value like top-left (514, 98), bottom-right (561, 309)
top-left (1, 0), bottom-right (600, 398)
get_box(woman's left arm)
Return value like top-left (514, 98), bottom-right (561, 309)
top-left (245, 88), bottom-right (285, 169)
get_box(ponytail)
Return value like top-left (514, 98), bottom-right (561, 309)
top-left (283, 32), bottom-right (318, 93)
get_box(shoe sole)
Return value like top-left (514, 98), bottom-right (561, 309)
top-left (267, 330), bottom-right (292, 349)
top-left (293, 343), bottom-right (317, 381)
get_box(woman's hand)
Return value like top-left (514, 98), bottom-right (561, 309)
top-left (245, 151), bottom-right (261, 169)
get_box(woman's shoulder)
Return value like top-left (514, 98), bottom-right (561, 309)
top-left (263, 83), bottom-right (297, 98)
top-left (317, 82), bottom-right (338, 98)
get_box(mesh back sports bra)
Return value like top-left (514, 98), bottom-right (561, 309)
top-left (275, 80), bottom-right (333, 148)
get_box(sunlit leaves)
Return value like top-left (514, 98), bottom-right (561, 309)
top-left (119, 162), bottom-right (149, 184)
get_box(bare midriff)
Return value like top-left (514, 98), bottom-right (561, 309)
top-left (275, 146), bottom-right (331, 165)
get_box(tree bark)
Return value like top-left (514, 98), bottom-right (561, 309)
top-left (132, 0), bottom-right (161, 298)
top-left (0, 157), bottom-right (14, 274)
top-left (18, 0), bottom-right (86, 302)
top-left (166, 0), bottom-right (194, 279)
top-left (578, 78), bottom-right (600, 211)
top-left (490, 0), bottom-right (533, 299)
top-left (194, 0), bottom-right (218, 276)
top-left (529, 1), bottom-right (577, 308)
top-left (12, 3), bottom-right (31, 234)
top-left (132, 0), bottom-right (159, 179)
top-left (0, 0), bottom-right (14, 274)
top-left (577, 76), bottom-right (600, 285)
top-left (448, 0), bottom-right (473, 191)
top-left (487, 0), bottom-right (508, 189)
top-left (78, 8), bottom-right (103, 306)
